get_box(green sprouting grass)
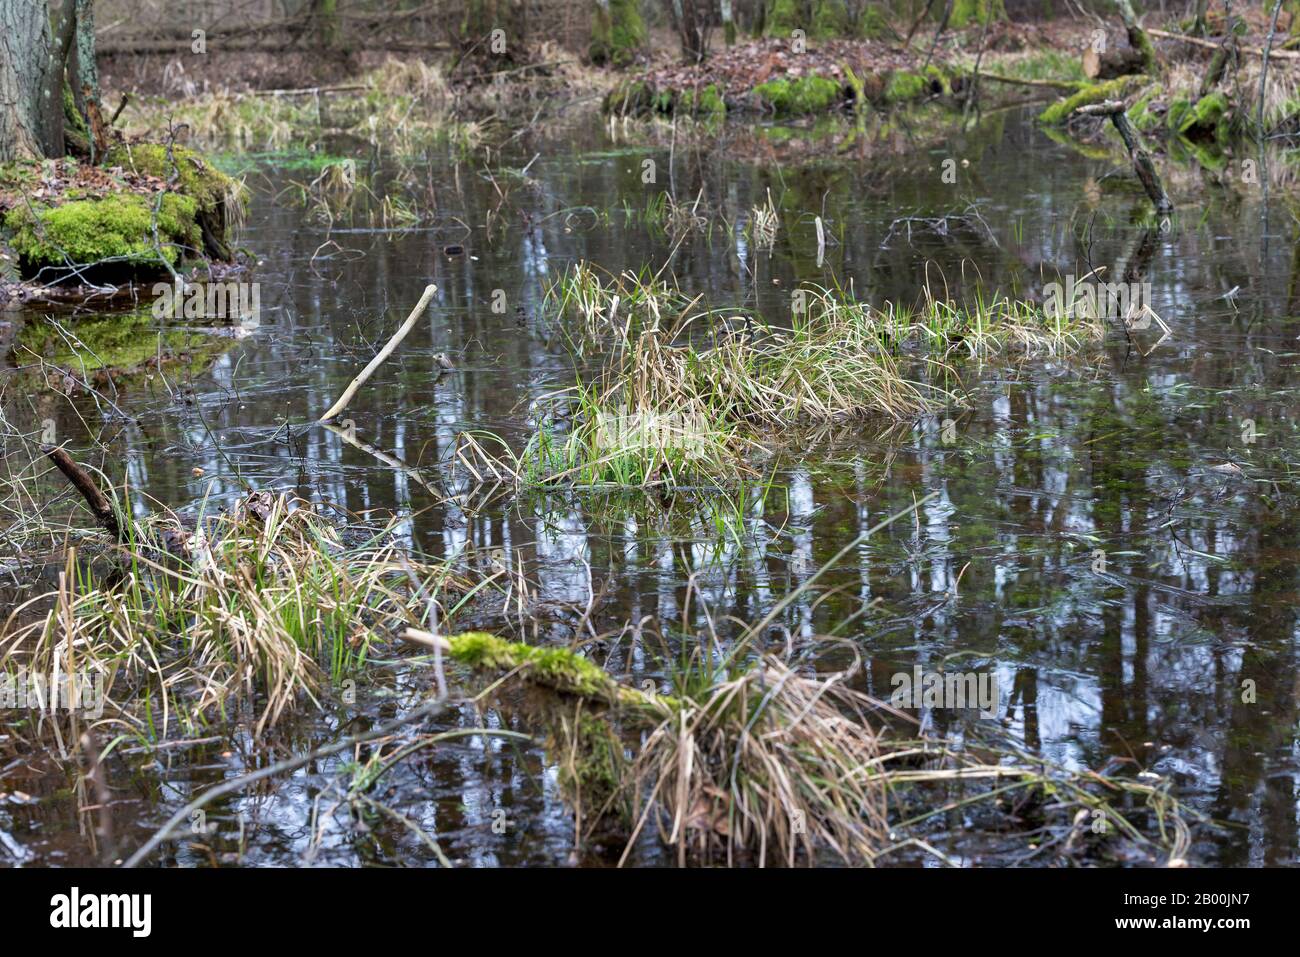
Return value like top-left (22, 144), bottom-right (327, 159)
top-left (0, 493), bottom-right (473, 735)
top-left (992, 49), bottom-right (1087, 84)
top-left (510, 264), bottom-right (1102, 493)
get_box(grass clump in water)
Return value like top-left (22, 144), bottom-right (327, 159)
top-left (507, 266), bottom-right (1101, 493)
top-left (0, 492), bottom-right (471, 735)
top-left (522, 265), bottom-right (943, 491)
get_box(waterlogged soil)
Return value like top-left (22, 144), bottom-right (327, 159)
top-left (4, 106), bottom-right (1300, 867)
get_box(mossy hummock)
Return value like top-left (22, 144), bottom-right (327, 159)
top-left (4, 193), bottom-right (200, 274)
top-left (106, 143), bottom-right (244, 260)
top-left (0, 142), bottom-right (242, 282)
top-left (442, 631), bottom-right (673, 713)
top-left (753, 75), bottom-right (844, 115)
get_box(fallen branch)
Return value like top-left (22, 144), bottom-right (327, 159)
top-left (43, 446), bottom-right (123, 541)
top-left (1148, 27), bottom-right (1300, 60)
top-left (319, 283), bottom-right (437, 422)
top-left (249, 84), bottom-right (368, 97)
top-left (322, 421), bottom-right (443, 497)
top-left (977, 72), bottom-right (1086, 92)
top-left (1076, 100), bottom-right (1174, 214)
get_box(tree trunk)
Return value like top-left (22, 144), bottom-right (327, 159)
top-left (1191, 0), bottom-right (1209, 36)
top-left (69, 0), bottom-right (104, 160)
top-left (72, 0), bottom-right (99, 104)
top-left (311, 0), bottom-right (339, 50)
top-left (42, 0), bottom-right (80, 159)
top-left (1082, 43), bottom-right (1146, 79)
top-left (1116, 0), bottom-right (1160, 74)
top-left (667, 0), bottom-right (708, 62)
top-left (0, 0), bottom-right (54, 162)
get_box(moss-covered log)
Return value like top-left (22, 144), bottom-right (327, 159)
top-left (406, 629), bottom-right (675, 714)
top-left (1037, 74), bottom-right (1145, 125)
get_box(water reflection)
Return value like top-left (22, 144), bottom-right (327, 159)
top-left (5, 106), bottom-right (1300, 866)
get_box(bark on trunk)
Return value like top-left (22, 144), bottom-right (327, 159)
top-left (1082, 43), bottom-right (1146, 79)
top-left (1191, 0), bottom-right (1209, 36)
top-left (311, 0), bottom-right (339, 50)
top-left (0, 0), bottom-right (54, 162)
top-left (1115, 0), bottom-right (1160, 74)
top-left (42, 0), bottom-right (80, 159)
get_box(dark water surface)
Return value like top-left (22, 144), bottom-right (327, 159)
top-left (4, 105), bottom-right (1300, 866)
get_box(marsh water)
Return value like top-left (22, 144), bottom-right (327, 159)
top-left (4, 104), bottom-right (1300, 867)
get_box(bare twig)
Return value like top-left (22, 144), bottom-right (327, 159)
top-left (319, 284), bottom-right (437, 422)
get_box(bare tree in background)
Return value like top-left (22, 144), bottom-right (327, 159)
top-left (666, 0), bottom-right (712, 62)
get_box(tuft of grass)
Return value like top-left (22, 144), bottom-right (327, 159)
top-left (749, 188), bottom-right (780, 248)
top-left (0, 493), bottom-right (472, 735)
top-left (628, 646), bottom-right (889, 867)
top-left (515, 265), bottom-right (1101, 492)
top-left (527, 263), bottom-right (1107, 491)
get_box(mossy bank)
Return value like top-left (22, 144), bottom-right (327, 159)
top-left (0, 143), bottom-right (244, 285)
top-left (606, 59), bottom-right (960, 119)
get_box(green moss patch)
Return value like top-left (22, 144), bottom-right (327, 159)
top-left (106, 143), bottom-right (241, 220)
top-left (1037, 75), bottom-right (1146, 125)
top-left (678, 83), bottom-right (726, 117)
top-left (4, 193), bottom-right (200, 273)
top-left (753, 75), bottom-right (844, 115)
top-left (1188, 92), bottom-right (1230, 142)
